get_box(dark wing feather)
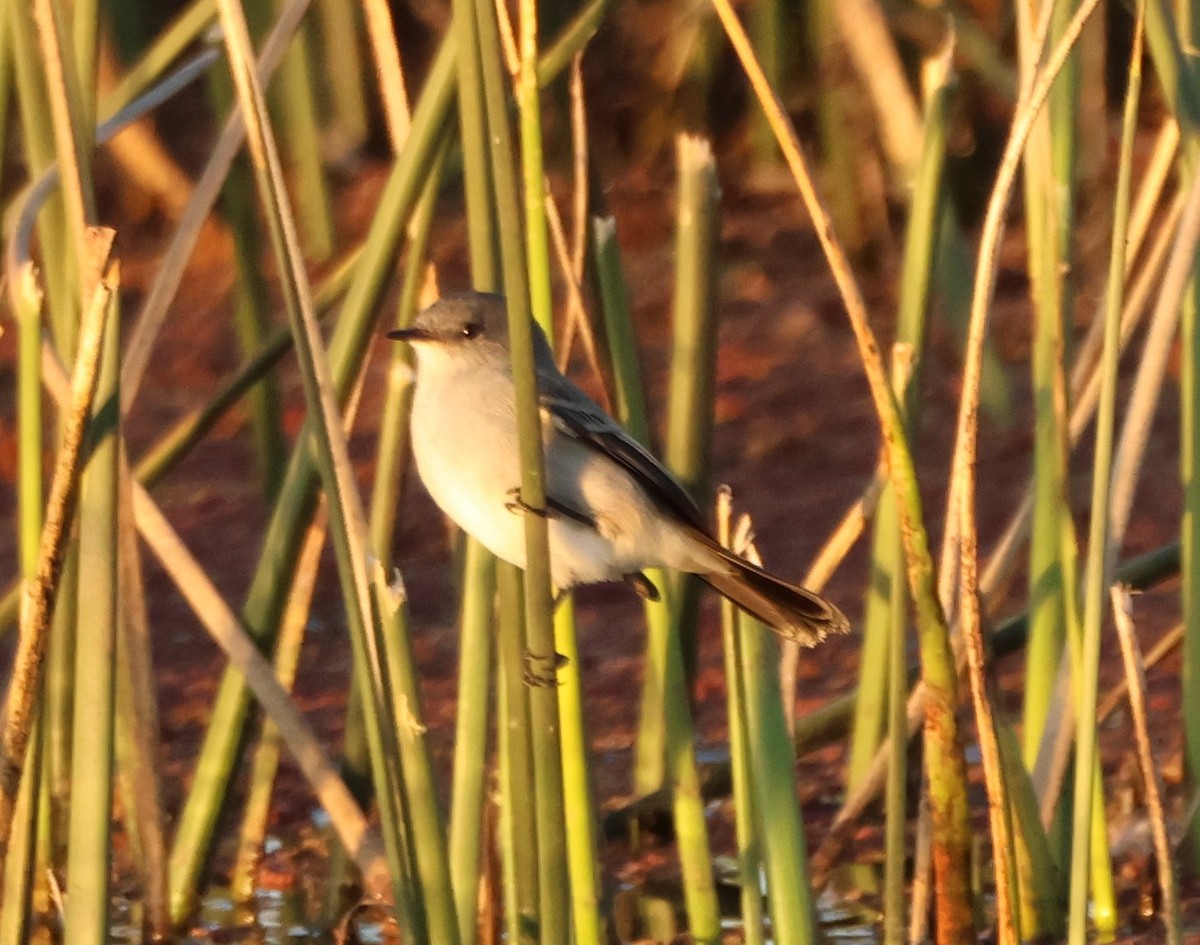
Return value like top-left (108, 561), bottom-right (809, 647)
top-left (535, 363), bottom-right (706, 531)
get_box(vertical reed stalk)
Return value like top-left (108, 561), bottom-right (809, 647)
top-left (315, 0), bottom-right (368, 149)
top-left (0, 731), bottom-right (40, 945)
top-left (1067, 5), bottom-right (1143, 942)
top-left (592, 217), bottom-right (669, 797)
top-left (496, 561), bottom-right (539, 945)
top-left (717, 493), bottom-right (765, 945)
top-left (665, 133), bottom-right (720, 674)
top-left (553, 596), bottom-right (606, 945)
top-left (1018, 0), bottom-right (1076, 777)
top-left (63, 270), bottom-right (120, 945)
top-left (737, 539), bottom-right (816, 945)
top-left (256, 0), bottom-right (334, 259)
top-left (477, 0), bottom-right (569, 933)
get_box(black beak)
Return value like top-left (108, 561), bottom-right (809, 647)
top-left (387, 327), bottom-right (434, 342)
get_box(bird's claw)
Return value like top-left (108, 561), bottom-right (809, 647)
top-left (505, 487), bottom-right (548, 518)
top-left (523, 649), bottom-right (568, 687)
top-left (623, 572), bottom-right (660, 601)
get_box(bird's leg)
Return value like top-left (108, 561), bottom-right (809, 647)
top-left (623, 572), bottom-right (660, 601)
top-left (523, 649), bottom-right (568, 687)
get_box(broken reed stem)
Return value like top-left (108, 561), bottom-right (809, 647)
top-left (0, 261), bottom-right (113, 860)
top-left (1110, 587), bottom-right (1181, 945)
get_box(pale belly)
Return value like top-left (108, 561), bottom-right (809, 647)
top-left (409, 360), bottom-right (701, 589)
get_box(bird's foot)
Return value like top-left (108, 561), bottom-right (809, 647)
top-left (523, 649), bottom-right (568, 687)
top-left (623, 572), bottom-right (660, 602)
top-left (505, 487), bottom-right (548, 518)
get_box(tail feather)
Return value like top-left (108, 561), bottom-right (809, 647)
top-left (698, 543), bottom-right (850, 646)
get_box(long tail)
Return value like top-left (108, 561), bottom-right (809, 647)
top-left (697, 541), bottom-right (850, 646)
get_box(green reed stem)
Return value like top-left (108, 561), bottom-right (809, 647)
top-left (477, 0), bottom-right (569, 932)
top-left (1019, 0), bottom-right (1076, 775)
top-left (553, 596), bottom-right (606, 945)
top-left (1067, 5), bottom-right (1143, 942)
top-left (665, 133), bottom-right (719, 675)
top-left (0, 730), bottom-right (40, 945)
top-left (592, 216), bottom-right (668, 796)
top-left (9, 0), bottom-right (74, 355)
top-left (738, 606), bottom-right (816, 945)
top-left (717, 496), bottom-right (764, 945)
top-left (315, 0), bottom-right (368, 149)
top-left (497, 561), bottom-right (539, 945)
top-left (63, 280), bottom-right (119, 945)
top-left (252, 0), bottom-right (334, 259)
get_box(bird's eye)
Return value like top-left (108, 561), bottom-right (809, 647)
top-left (462, 323), bottom-right (483, 339)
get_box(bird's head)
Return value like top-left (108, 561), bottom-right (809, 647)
top-left (388, 292), bottom-right (553, 370)
top-left (388, 292), bottom-right (510, 351)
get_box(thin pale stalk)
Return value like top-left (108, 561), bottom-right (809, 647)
top-left (881, 51), bottom-right (955, 918)
top-left (1111, 587), bottom-right (1181, 945)
top-left (830, 0), bottom-right (922, 176)
top-left (2, 265), bottom-right (44, 945)
top-left (1067, 7), bottom-right (1143, 942)
top-left (361, 0), bottom-right (410, 148)
top-left (71, 0), bottom-right (98, 133)
top-left (63, 268), bottom-right (120, 945)
top-left (453, 0), bottom-right (499, 291)
top-left (663, 606), bottom-right (721, 944)
top-left (848, 43), bottom-right (949, 797)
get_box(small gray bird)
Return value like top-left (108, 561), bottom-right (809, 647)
top-left (389, 291), bottom-right (849, 645)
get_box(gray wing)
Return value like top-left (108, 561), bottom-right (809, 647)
top-left (535, 359), bottom-right (707, 531)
